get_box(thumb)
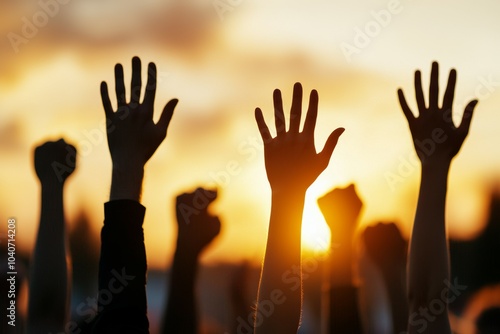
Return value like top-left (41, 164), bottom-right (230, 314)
top-left (319, 127), bottom-right (345, 165)
top-left (158, 98), bottom-right (178, 133)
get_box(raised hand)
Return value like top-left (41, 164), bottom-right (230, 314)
top-left (175, 188), bottom-right (221, 255)
top-left (253, 83), bottom-right (344, 334)
top-left (397, 61), bottom-right (478, 164)
top-left (255, 82), bottom-right (344, 192)
top-left (101, 56), bottom-right (178, 201)
top-left (93, 57), bottom-right (178, 332)
top-left (34, 139), bottom-right (76, 185)
top-left (100, 56), bottom-right (178, 170)
top-left (318, 183), bottom-right (362, 245)
top-left (397, 62), bottom-right (477, 334)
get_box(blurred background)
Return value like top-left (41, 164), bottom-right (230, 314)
top-left (1, 0), bottom-right (500, 332)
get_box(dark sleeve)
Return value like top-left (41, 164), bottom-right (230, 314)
top-left (330, 286), bottom-right (363, 334)
top-left (91, 200), bottom-right (149, 334)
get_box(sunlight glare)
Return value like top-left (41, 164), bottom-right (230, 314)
top-left (301, 199), bottom-right (331, 253)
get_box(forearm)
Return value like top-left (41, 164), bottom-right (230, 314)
top-left (409, 163), bottom-right (450, 303)
top-left (329, 225), bottom-right (361, 333)
top-left (28, 183), bottom-right (69, 331)
top-left (255, 191), bottom-right (304, 334)
top-left (92, 200), bottom-right (149, 333)
top-left (408, 162), bottom-right (451, 333)
top-left (162, 246), bottom-right (198, 334)
top-left (329, 249), bottom-right (362, 333)
top-left (329, 286), bottom-right (362, 334)
top-left (382, 267), bottom-right (408, 333)
top-left (330, 231), bottom-right (354, 287)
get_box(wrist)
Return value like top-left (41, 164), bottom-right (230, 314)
top-left (420, 156), bottom-right (452, 171)
top-left (41, 181), bottom-right (65, 194)
top-left (379, 261), bottom-right (406, 279)
top-left (110, 165), bottom-right (144, 201)
top-left (173, 243), bottom-right (199, 265)
top-left (112, 159), bottom-right (145, 173)
top-left (420, 160), bottom-right (451, 182)
top-left (271, 187), bottom-right (307, 201)
top-left (330, 259), bottom-right (353, 286)
top-left (328, 219), bottom-right (357, 241)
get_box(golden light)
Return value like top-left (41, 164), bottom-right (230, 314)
top-left (301, 198), bottom-right (331, 253)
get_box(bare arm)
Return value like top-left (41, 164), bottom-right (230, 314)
top-left (363, 222), bottom-right (408, 333)
top-left (398, 62), bottom-right (478, 334)
top-left (254, 82), bottom-right (344, 333)
top-left (318, 184), bottom-right (363, 334)
top-left (161, 188), bottom-right (221, 334)
top-left (27, 139), bottom-right (76, 333)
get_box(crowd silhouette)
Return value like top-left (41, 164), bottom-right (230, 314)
top-left (2, 56), bottom-right (499, 334)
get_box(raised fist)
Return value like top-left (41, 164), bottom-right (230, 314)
top-left (175, 187), bottom-right (221, 255)
top-left (317, 184), bottom-right (363, 244)
top-left (363, 222), bottom-right (407, 271)
top-left (34, 139), bottom-right (76, 185)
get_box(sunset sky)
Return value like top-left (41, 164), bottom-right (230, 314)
top-left (1, 0), bottom-right (500, 269)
